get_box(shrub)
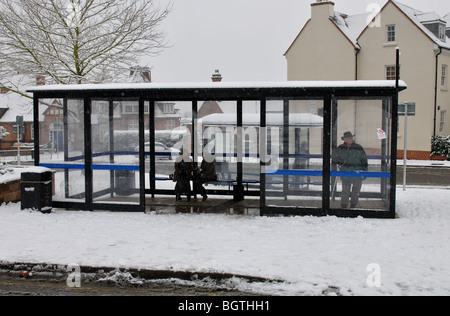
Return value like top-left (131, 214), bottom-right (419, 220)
top-left (431, 135), bottom-right (450, 159)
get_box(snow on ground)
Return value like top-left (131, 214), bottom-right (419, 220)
top-left (0, 186), bottom-right (450, 296)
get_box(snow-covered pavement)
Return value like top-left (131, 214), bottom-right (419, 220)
top-left (1, 186), bottom-right (449, 296)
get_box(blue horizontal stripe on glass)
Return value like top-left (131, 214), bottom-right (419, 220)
top-left (331, 171), bottom-right (391, 178)
top-left (266, 170), bottom-right (390, 179)
top-left (40, 163), bottom-right (85, 170)
top-left (39, 163), bottom-right (139, 171)
top-left (266, 170), bottom-right (323, 176)
top-left (91, 165), bottom-right (139, 171)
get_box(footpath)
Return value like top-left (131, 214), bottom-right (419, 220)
top-left (396, 160), bottom-right (450, 186)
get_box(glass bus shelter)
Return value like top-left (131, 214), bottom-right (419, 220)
top-left (28, 81), bottom-right (406, 218)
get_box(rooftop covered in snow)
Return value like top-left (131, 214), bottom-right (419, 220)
top-left (27, 80), bottom-right (406, 100)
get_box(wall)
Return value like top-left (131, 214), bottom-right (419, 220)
top-left (0, 180), bottom-right (21, 204)
top-left (285, 2), bottom-right (357, 81)
top-left (357, 1), bottom-right (443, 157)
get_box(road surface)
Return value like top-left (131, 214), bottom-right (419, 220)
top-left (0, 271), bottom-right (261, 296)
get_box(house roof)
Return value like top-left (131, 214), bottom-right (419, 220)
top-left (284, 5), bottom-right (372, 55)
top-left (331, 12), bottom-right (371, 49)
top-left (385, 1), bottom-right (450, 50)
top-left (154, 102), bottom-right (181, 119)
top-left (0, 91), bottom-right (33, 123)
top-left (286, 0), bottom-right (450, 56)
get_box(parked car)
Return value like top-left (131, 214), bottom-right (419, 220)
top-left (135, 142), bottom-right (179, 160)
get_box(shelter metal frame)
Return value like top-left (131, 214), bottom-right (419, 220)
top-left (28, 80), bottom-right (406, 218)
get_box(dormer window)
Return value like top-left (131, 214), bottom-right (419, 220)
top-left (163, 103), bottom-right (174, 114)
top-left (423, 21), bottom-right (447, 42)
top-left (438, 23), bottom-right (446, 41)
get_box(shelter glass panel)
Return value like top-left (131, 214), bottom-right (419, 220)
top-left (91, 99), bottom-right (140, 205)
top-left (152, 101), bottom-right (190, 194)
top-left (241, 101), bottom-right (260, 193)
top-left (38, 98), bottom-right (86, 203)
top-left (199, 101), bottom-right (237, 194)
top-left (264, 99), bottom-right (324, 211)
top-left (331, 98), bottom-right (392, 212)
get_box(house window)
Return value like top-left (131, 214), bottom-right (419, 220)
top-left (440, 110), bottom-right (447, 134)
top-left (125, 105), bottom-right (139, 113)
top-left (439, 24), bottom-right (446, 42)
top-left (441, 65), bottom-right (448, 88)
top-left (309, 100), bottom-right (316, 115)
top-left (128, 119), bottom-right (139, 130)
top-left (166, 120), bottom-right (176, 130)
top-left (385, 65), bottom-right (399, 80)
top-left (164, 104), bottom-right (174, 114)
top-left (386, 25), bottom-right (396, 43)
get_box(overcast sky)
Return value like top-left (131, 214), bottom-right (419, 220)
top-left (146, 0), bottom-right (450, 83)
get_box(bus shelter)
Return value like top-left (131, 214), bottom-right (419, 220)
top-left (28, 80), bottom-right (406, 218)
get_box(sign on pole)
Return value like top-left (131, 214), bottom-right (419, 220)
top-left (398, 103), bottom-right (416, 191)
top-left (15, 116), bottom-right (25, 165)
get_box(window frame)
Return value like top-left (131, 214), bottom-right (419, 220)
top-left (441, 64), bottom-right (448, 89)
top-left (386, 24), bottom-right (396, 43)
top-left (385, 65), bottom-right (398, 81)
top-left (440, 110), bottom-right (447, 134)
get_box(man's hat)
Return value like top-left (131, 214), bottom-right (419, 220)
top-left (341, 131), bottom-right (355, 140)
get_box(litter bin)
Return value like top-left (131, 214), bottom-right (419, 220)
top-left (21, 169), bottom-right (52, 213)
top-left (114, 170), bottom-right (136, 196)
top-left (233, 183), bottom-right (244, 202)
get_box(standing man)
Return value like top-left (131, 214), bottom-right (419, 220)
top-left (333, 132), bottom-right (368, 208)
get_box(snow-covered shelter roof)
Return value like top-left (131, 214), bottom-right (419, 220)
top-left (27, 80), bottom-right (406, 93)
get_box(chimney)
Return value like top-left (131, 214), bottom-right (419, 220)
top-left (311, 0), bottom-right (335, 21)
top-left (211, 69), bottom-right (223, 82)
top-left (36, 75), bottom-right (46, 86)
top-left (141, 67), bottom-right (151, 82)
top-left (129, 66), bottom-right (151, 83)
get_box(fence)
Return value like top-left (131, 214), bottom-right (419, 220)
top-left (0, 149), bottom-right (58, 163)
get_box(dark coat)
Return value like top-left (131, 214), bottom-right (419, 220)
top-left (174, 159), bottom-right (194, 195)
top-left (199, 160), bottom-right (217, 182)
top-left (333, 142), bottom-right (368, 172)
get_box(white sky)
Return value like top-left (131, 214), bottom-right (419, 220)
top-left (146, 0), bottom-right (450, 83)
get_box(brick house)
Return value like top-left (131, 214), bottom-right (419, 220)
top-left (0, 87), bottom-right (34, 150)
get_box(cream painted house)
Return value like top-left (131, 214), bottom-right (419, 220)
top-left (285, 0), bottom-right (450, 160)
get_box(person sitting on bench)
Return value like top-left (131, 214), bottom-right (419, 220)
top-left (173, 148), bottom-right (194, 202)
top-left (194, 153), bottom-right (217, 202)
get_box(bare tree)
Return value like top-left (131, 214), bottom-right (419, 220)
top-left (0, 0), bottom-right (171, 91)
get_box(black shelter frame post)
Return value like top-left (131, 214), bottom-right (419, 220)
top-left (29, 80), bottom-right (405, 218)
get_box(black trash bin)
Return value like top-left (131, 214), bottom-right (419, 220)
top-left (21, 169), bottom-right (53, 213)
top-left (233, 184), bottom-right (244, 202)
top-left (114, 170), bottom-right (136, 196)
